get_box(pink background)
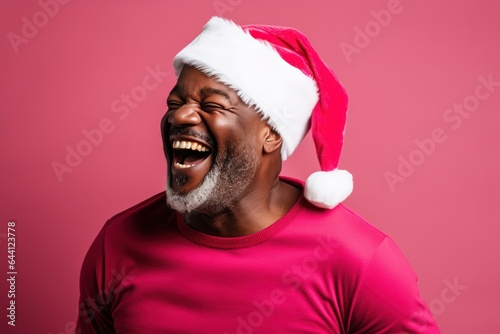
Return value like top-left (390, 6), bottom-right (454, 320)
top-left (1, 0), bottom-right (499, 333)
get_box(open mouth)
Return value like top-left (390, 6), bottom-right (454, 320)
top-left (171, 139), bottom-right (212, 169)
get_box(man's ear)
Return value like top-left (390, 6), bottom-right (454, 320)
top-left (263, 128), bottom-right (282, 154)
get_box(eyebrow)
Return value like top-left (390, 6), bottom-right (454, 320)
top-left (199, 87), bottom-right (231, 101)
top-left (166, 86), bottom-right (232, 104)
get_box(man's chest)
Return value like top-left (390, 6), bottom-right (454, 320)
top-left (109, 245), bottom-right (349, 333)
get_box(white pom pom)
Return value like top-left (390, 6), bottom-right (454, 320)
top-left (304, 169), bottom-right (353, 209)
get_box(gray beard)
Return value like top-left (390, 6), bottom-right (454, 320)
top-left (165, 141), bottom-right (258, 216)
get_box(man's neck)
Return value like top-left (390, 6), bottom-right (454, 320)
top-left (183, 179), bottom-right (301, 237)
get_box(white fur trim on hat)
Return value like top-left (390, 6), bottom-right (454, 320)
top-left (304, 169), bottom-right (353, 209)
top-left (173, 17), bottom-right (319, 160)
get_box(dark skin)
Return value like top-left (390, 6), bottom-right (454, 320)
top-left (161, 65), bottom-right (301, 237)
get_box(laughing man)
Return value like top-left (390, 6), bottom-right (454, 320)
top-left (77, 17), bottom-right (440, 333)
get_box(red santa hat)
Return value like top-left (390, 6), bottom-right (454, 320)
top-left (173, 17), bottom-right (353, 209)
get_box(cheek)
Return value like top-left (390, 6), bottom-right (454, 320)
top-left (160, 113), bottom-right (171, 145)
top-left (207, 114), bottom-right (264, 157)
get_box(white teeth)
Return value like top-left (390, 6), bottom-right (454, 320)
top-left (172, 140), bottom-right (209, 152)
top-left (175, 162), bottom-right (195, 169)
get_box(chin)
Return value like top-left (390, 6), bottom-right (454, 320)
top-left (165, 164), bottom-right (221, 214)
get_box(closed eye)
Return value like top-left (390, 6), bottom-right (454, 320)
top-left (202, 103), bottom-right (224, 111)
top-left (167, 101), bottom-right (182, 110)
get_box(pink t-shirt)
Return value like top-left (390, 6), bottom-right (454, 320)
top-left (76, 178), bottom-right (440, 333)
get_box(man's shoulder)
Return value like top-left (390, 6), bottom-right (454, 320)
top-left (281, 175), bottom-right (388, 249)
top-left (291, 201), bottom-right (393, 270)
top-left (297, 201), bottom-right (388, 244)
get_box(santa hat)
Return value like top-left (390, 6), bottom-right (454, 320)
top-left (173, 17), bottom-right (353, 209)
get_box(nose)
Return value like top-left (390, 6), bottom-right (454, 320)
top-left (167, 103), bottom-right (202, 128)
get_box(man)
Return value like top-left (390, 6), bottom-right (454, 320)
top-left (77, 17), bottom-right (440, 333)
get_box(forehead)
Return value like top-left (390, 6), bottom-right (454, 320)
top-left (170, 65), bottom-right (238, 101)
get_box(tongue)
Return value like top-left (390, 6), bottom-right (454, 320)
top-left (184, 155), bottom-right (206, 165)
top-left (175, 149), bottom-right (211, 166)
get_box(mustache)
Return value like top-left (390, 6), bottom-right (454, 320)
top-left (167, 127), bottom-right (216, 148)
